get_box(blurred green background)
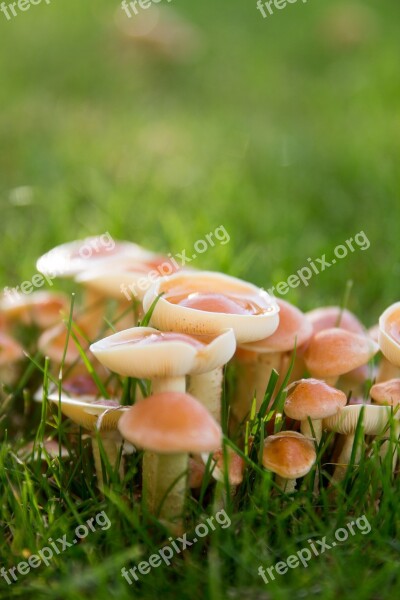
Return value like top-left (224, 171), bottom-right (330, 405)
top-left (1, 0), bottom-right (399, 323)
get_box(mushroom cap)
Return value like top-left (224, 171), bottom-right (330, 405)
top-left (284, 378), bottom-right (347, 421)
top-left (201, 447), bottom-right (244, 486)
top-left (143, 271), bottom-right (279, 344)
top-left (304, 328), bottom-right (379, 378)
top-left (118, 392), bottom-right (222, 453)
top-left (239, 300), bottom-right (313, 354)
top-left (90, 326), bottom-right (236, 378)
top-left (370, 379), bottom-right (400, 407)
top-left (306, 306), bottom-right (366, 335)
top-left (38, 320), bottom-right (91, 365)
top-left (379, 302), bottom-right (400, 367)
top-left (0, 332), bottom-right (24, 367)
top-left (44, 393), bottom-right (127, 431)
top-left (323, 404), bottom-right (395, 435)
top-left (75, 256), bottom-right (180, 301)
top-left (18, 440), bottom-right (70, 461)
top-left (262, 431), bottom-right (316, 479)
top-left (36, 238), bottom-right (153, 279)
top-left (0, 291), bottom-right (68, 329)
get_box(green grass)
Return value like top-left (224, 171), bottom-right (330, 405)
top-left (1, 0), bottom-right (400, 598)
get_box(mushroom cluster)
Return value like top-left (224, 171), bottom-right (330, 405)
top-left (1, 236), bottom-right (400, 530)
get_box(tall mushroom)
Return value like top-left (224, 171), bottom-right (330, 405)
top-left (379, 302), bottom-right (400, 369)
top-left (142, 271), bottom-right (279, 344)
top-left (323, 404), bottom-right (395, 482)
top-left (118, 392), bottom-right (221, 529)
top-left (262, 431), bottom-right (316, 493)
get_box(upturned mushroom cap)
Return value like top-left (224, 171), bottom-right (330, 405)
top-left (118, 392), bottom-right (222, 453)
top-left (323, 404), bottom-right (395, 435)
top-left (0, 291), bottom-right (68, 329)
top-left (370, 379), bottom-right (400, 407)
top-left (379, 302), bottom-right (400, 367)
top-left (306, 306), bottom-right (366, 335)
top-left (304, 328), bottom-right (379, 378)
top-left (90, 327), bottom-right (236, 378)
top-left (262, 431), bottom-right (316, 479)
top-left (143, 271), bottom-right (279, 344)
top-left (36, 238), bottom-right (153, 279)
top-left (0, 332), bottom-right (23, 367)
top-left (44, 394), bottom-right (128, 431)
top-left (239, 300), bottom-right (313, 354)
top-left (284, 378), bottom-right (347, 421)
top-left (76, 256), bottom-right (180, 301)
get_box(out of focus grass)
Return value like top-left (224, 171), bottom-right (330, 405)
top-left (0, 0), bottom-right (399, 320)
top-left (1, 1), bottom-right (400, 599)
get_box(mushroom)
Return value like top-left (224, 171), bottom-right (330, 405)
top-left (323, 404), bottom-right (395, 482)
top-left (201, 447), bottom-right (244, 496)
top-left (0, 331), bottom-right (24, 388)
top-left (370, 379), bottom-right (400, 472)
top-left (118, 392), bottom-right (221, 529)
top-left (306, 306), bottom-right (366, 335)
top-left (75, 254), bottom-right (180, 329)
top-left (304, 328), bottom-right (379, 385)
top-left (142, 271), bottom-right (279, 344)
top-left (231, 300), bottom-right (312, 423)
top-left (90, 327), bottom-right (236, 420)
top-left (284, 379), bottom-right (347, 444)
top-left (262, 431), bottom-right (316, 493)
top-left (37, 391), bottom-right (129, 490)
top-left (378, 302), bottom-right (400, 368)
top-left (36, 238), bottom-right (154, 337)
top-left (0, 291), bottom-right (69, 330)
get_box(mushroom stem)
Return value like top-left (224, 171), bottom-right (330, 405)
top-left (376, 357), bottom-right (400, 383)
top-left (232, 351), bottom-right (281, 423)
top-left (332, 433), bottom-right (361, 482)
top-left (91, 432), bottom-right (124, 491)
top-left (142, 451), bottom-right (188, 528)
top-left (188, 367), bottom-right (223, 422)
top-left (82, 289), bottom-right (106, 338)
top-left (152, 376), bottom-right (186, 394)
top-left (300, 418), bottom-right (323, 444)
top-left (275, 476), bottom-right (296, 493)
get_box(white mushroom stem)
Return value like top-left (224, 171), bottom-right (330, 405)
top-left (232, 351), bottom-right (281, 423)
top-left (300, 419), bottom-right (323, 444)
top-left (142, 451), bottom-right (188, 528)
top-left (376, 357), bottom-right (400, 383)
top-left (152, 376), bottom-right (186, 394)
top-left (188, 367), bottom-right (223, 422)
top-left (332, 434), bottom-right (362, 482)
top-left (81, 289), bottom-right (106, 338)
top-left (275, 476), bottom-right (296, 493)
top-left (91, 432), bottom-right (124, 491)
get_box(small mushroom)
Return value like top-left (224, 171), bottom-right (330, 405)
top-left (262, 431), bottom-right (316, 493)
top-left (201, 447), bottom-right (244, 497)
top-left (304, 328), bottom-right (379, 385)
top-left (118, 392), bottom-right (221, 530)
top-left (0, 291), bottom-right (69, 330)
top-left (0, 331), bottom-right (24, 388)
top-left (284, 379), bottom-right (347, 444)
